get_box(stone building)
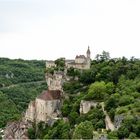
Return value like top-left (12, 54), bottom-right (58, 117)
top-left (46, 46), bottom-right (91, 70)
top-left (25, 90), bottom-right (61, 123)
top-left (46, 60), bottom-right (56, 68)
top-left (25, 71), bottom-right (63, 123)
top-left (46, 71), bottom-right (64, 91)
top-left (66, 46), bottom-right (91, 70)
top-left (36, 90), bottom-right (61, 122)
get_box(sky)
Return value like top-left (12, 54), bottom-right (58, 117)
top-left (0, 0), bottom-right (140, 60)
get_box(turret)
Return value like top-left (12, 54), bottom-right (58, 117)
top-left (86, 46), bottom-right (91, 69)
top-left (87, 46), bottom-right (91, 59)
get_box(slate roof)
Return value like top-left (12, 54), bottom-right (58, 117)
top-left (87, 46), bottom-right (91, 54)
top-left (75, 55), bottom-right (86, 59)
top-left (37, 90), bottom-right (61, 101)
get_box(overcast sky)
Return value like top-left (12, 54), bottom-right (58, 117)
top-left (0, 0), bottom-right (140, 60)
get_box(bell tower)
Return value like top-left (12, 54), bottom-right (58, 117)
top-left (87, 46), bottom-right (91, 59)
top-left (86, 46), bottom-right (91, 69)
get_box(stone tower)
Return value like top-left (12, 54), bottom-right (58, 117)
top-left (87, 46), bottom-right (91, 59)
top-left (46, 71), bottom-right (64, 91)
top-left (86, 46), bottom-right (91, 69)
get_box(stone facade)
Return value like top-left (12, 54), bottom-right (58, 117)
top-left (25, 90), bottom-right (62, 123)
top-left (80, 100), bottom-right (98, 114)
top-left (66, 47), bottom-right (91, 70)
top-left (46, 61), bottom-right (56, 68)
top-left (46, 71), bottom-right (64, 91)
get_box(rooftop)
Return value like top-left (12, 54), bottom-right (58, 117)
top-left (37, 90), bottom-right (61, 101)
top-left (75, 55), bottom-right (86, 59)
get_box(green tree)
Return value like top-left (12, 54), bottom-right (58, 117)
top-left (107, 131), bottom-right (118, 139)
top-left (54, 58), bottom-right (65, 71)
top-left (85, 81), bottom-right (107, 100)
top-left (72, 121), bottom-right (93, 139)
top-left (95, 51), bottom-right (110, 61)
top-left (128, 132), bottom-right (137, 139)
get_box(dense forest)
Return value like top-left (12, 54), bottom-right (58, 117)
top-left (0, 51), bottom-right (140, 139)
top-left (0, 58), bottom-right (47, 128)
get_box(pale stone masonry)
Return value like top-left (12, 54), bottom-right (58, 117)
top-left (25, 90), bottom-right (62, 123)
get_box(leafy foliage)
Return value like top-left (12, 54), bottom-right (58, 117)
top-left (0, 58), bottom-right (47, 127)
top-left (1, 52), bottom-right (140, 139)
top-left (72, 121), bottom-right (93, 139)
top-left (0, 91), bottom-right (20, 128)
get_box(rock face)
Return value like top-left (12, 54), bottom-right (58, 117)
top-left (80, 100), bottom-right (98, 114)
top-left (3, 120), bottom-right (30, 139)
top-left (114, 115), bottom-right (124, 129)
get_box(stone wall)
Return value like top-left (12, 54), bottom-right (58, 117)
top-left (25, 98), bottom-right (61, 123)
top-left (75, 57), bottom-right (86, 64)
top-left (46, 61), bottom-right (56, 68)
top-left (35, 98), bottom-right (47, 122)
top-left (46, 72), bottom-right (63, 91)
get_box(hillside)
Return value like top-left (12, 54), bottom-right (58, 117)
top-left (28, 53), bottom-right (140, 139)
top-left (1, 54), bottom-right (140, 139)
top-left (0, 58), bottom-right (47, 128)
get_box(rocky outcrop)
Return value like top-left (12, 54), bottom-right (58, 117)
top-left (114, 115), bottom-right (124, 129)
top-left (80, 100), bottom-right (98, 114)
top-left (3, 120), bottom-right (31, 139)
top-left (101, 102), bottom-right (115, 131)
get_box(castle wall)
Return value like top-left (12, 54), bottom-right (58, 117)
top-left (75, 57), bottom-right (86, 63)
top-left (80, 100), bottom-right (97, 114)
top-left (35, 98), bottom-right (61, 122)
top-left (35, 98), bottom-right (47, 122)
top-left (46, 73), bottom-right (63, 90)
top-left (46, 61), bottom-right (56, 68)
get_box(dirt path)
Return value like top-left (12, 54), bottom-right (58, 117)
top-left (0, 80), bottom-right (46, 90)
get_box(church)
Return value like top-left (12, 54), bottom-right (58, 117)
top-left (65, 46), bottom-right (91, 69)
top-left (46, 46), bottom-right (91, 70)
